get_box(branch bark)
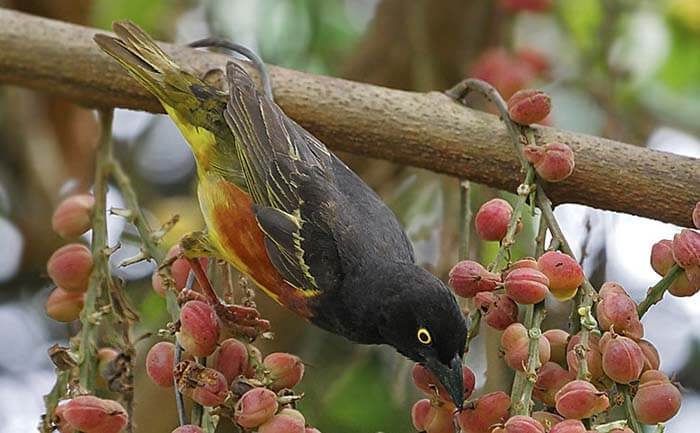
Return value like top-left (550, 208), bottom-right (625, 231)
top-left (0, 9), bottom-right (697, 227)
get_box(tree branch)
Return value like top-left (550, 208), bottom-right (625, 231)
top-left (0, 9), bottom-right (697, 227)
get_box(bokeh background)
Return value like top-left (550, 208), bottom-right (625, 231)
top-left (0, 0), bottom-right (699, 432)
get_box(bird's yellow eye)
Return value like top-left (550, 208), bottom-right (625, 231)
top-left (417, 327), bottom-right (432, 345)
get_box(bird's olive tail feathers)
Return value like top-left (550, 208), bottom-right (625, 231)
top-left (94, 21), bottom-right (196, 106)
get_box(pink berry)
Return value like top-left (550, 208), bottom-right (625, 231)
top-left (516, 48), bottom-right (550, 76)
top-left (412, 363), bottom-right (476, 405)
top-left (531, 412), bottom-right (563, 431)
top-left (470, 48), bottom-right (537, 99)
top-left (554, 380), bottom-right (609, 419)
top-left (213, 338), bottom-right (249, 384)
top-left (668, 270), bottom-right (700, 297)
top-left (47, 243), bottom-right (93, 293)
top-left (524, 143), bottom-right (575, 183)
top-left (178, 300), bottom-right (220, 357)
top-left (599, 332), bottom-right (644, 384)
top-left (172, 426), bottom-right (204, 433)
top-left (146, 341), bottom-right (175, 388)
top-left (475, 198), bottom-right (514, 242)
top-left (504, 267), bottom-right (549, 304)
top-left (595, 282), bottom-right (643, 340)
top-left (411, 399), bottom-right (433, 431)
top-left (543, 329), bottom-right (570, 367)
top-left (59, 396), bottom-right (128, 433)
top-left (650, 239), bottom-right (676, 276)
top-left (504, 415), bottom-right (545, 433)
top-left (533, 362), bottom-right (574, 406)
top-left (234, 387), bottom-right (278, 428)
top-left (456, 391), bottom-right (510, 433)
top-left (448, 260), bottom-right (501, 298)
top-left (638, 339), bottom-right (661, 372)
top-left (152, 245), bottom-right (194, 297)
top-left (549, 419), bottom-right (586, 433)
top-left (45, 287), bottom-right (85, 322)
top-left (501, 323), bottom-right (550, 371)
top-left (305, 427), bottom-right (322, 433)
top-left (52, 194), bottom-right (94, 239)
top-left (633, 370), bottom-right (682, 424)
top-left (263, 352), bottom-right (305, 391)
top-left (178, 365), bottom-right (229, 407)
top-left (672, 229), bottom-right (700, 269)
top-left (475, 292), bottom-right (518, 330)
top-left (258, 409), bottom-right (305, 433)
top-left (537, 251), bottom-right (584, 300)
top-left (507, 89), bottom-right (551, 125)
top-left (566, 332), bottom-right (604, 382)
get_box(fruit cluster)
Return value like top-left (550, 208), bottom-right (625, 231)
top-left (408, 198), bottom-right (700, 433)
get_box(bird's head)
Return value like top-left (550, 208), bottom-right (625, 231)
top-left (377, 263), bottom-right (468, 409)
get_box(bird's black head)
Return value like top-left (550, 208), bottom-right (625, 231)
top-left (376, 263), bottom-right (468, 409)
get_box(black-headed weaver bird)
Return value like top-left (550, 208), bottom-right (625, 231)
top-left (95, 21), bottom-right (468, 408)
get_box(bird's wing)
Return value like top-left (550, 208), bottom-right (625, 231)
top-left (223, 62), bottom-right (341, 294)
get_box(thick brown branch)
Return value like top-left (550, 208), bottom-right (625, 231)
top-left (0, 9), bottom-right (697, 227)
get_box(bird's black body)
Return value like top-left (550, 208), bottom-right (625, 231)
top-left (95, 23), bottom-right (469, 409)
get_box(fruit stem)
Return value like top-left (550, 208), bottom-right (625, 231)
top-left (621, 384), bottom-right (644, 433)
top-left (510, 302), bottom-right (546, 416)
top-left (637, 264), bottom-right (683, 317)
top-left (78, 109), bottom-right (114, 393)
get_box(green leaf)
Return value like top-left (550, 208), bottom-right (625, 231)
top-left (559, 0), bottom-right (603, 52)
top-left (657, 17), bottom-right (700, 90)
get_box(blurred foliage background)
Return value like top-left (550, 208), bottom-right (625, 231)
top-left (0, 0), bottom-right (699, 432)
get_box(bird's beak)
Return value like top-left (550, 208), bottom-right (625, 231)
top-left (426, 355), bottom-right (464, 410)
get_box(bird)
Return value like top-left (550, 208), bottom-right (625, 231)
top-left (95, 21), bottom-right (468, 409)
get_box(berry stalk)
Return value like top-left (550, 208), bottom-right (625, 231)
top-left (637, 264), bottom-right (683, 317)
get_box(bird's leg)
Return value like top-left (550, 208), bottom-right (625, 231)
top-left (179, 231), bottom-right (270, 334)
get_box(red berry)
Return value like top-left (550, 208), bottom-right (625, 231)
top-left (411, 399), bottom-right (433, 431)
top-left (599, 332), bottom-right (644, 384)
top-left (504, 267), bottom-right (549, 304)
top-left (507, 89), bottom-right (551, 125)
top-left (524, 143), bottom-right (575, 183)
top-left (504, 415), bottom-right (545, 433)
top-left (501, 323), bottom-right (550, 371)
top-left (457, 391), bottom-right (510, 433)
top-left (449, 260), bottom-right (501, 298)
top-left (531, 411), bottom-right (563, 431)
top-left (515, 48), bottom-right (550, 76)
top-left (235, 387), bottom-right (278, 428)
top-left (633, 370), bottom-right (682, 424)
top-left (263, 352), bottom-right (305, 391)
top-left (59, 396), bottom-right (128, 433)
top-left (178, 300), bottom-right (220, 357)
top-left (637, 339), bottom-right (661, 372)
top-left (213, 338), bottom-right (249, 384)
top-left (47, 243), bottom-right (93, 293)
top-left (668, 270), bottom-right (700, 297)
top-left (475, 198), bottom-right (514, 242)
top-left (172, 426), bottom-right (204, 433)
top-left (475, 292), bottom-right (518, 330)
top-left (305, 427), bottom-right (322, 433)
top-left (46, 287), bottom-right (85, 322)
top-left (543, 329), bottom-right (570, 367)
top-left (146, 341), bottom-right (175, 388)
top-left (533, 362), bottom-right (574, 406)
top-left (650, 239), bottom-right (676, 276)
top-left (499, 0), bottom-right (552, 13)
top-left (502, 258), bottom-right (539, 277)
top-left (412, 363), bottom-right (476, 405)
top-left (554, 380), bottom-right (609, 419)
top-left (549, 419), bottom-right (586, 433)
top-left (566, 333), bottom-right (604, 382)
top-left (537, 251), bottom-right (584, 300)
top-left (152, 244), bottom-right (195, 297)
top-left (258, 409), bottom-right (305, 433)
top-left (595, 282), bottom-right (643, 340)
top-left (693, 201), bottom-right (700, 229)
top-left (672, 229), bottom-right (700, 269)
top-left (52, 194), bottom-right (94, 239)
top-left (470, 48), bottom-right (536, 99)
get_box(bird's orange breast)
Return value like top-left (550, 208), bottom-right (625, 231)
top-left (197, 176), bottom-right (313, 318)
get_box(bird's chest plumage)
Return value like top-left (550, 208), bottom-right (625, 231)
top-left (196, 174), bottom-right (314, 318)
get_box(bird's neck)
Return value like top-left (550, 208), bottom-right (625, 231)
top-left (312, 259), bottom-right (406, 345)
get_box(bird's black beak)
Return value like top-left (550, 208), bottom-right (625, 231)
top-left (426, 355), bottom-right (464, 410)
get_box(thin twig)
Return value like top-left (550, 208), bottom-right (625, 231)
top-left (637, 264), bottom-right (683, 317)
top-left (511, 302), bottom-right (546, 416)
top-left (621, 384), bottom-right (643, 433)
top-left (458, 178), bottom-right (472, 261)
